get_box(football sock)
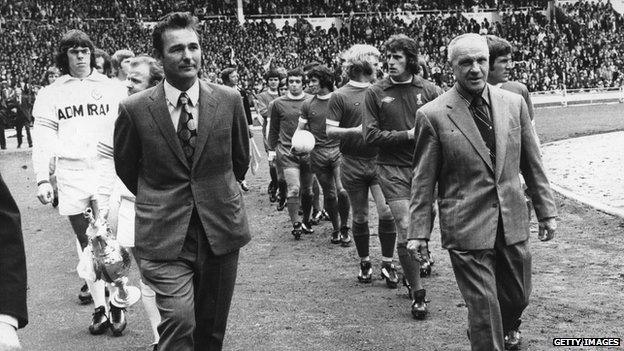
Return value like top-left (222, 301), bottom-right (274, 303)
top-left (337, 189), bottom-right (350, 227)
top-left (352, 221), bottom-right (370, 258)
top-left (140, 280), bottom-right (161, 344)
top-left (378, 219), bottom-right (397, 259)
top-left (397, 243), bottom-right (423, 294)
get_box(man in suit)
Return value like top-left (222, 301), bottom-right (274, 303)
top-left (114, 12), bottom-right (251, 351)
top-left (10, 88), bottom-right (32, 148)
top-left (408, 33), bottom-right (558, 351)
top-left (0, 172), bottom-right (28, 350)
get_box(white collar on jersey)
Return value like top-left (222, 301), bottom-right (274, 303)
top-left (390, 76), bottom-right (412, 85)
top-left (55, 70), bottom-right (112, 84)
top-left (287, 92), bottom-right (306, 100)
top-left (164, 78), bottom-right (200, 107)
top-left (316, 93), bottom-right (332, 100)
top-left (347, 80), bottom-right (371, 88)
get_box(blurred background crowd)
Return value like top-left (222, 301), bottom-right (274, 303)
top-left (1, 0), bottom-right (623, 141)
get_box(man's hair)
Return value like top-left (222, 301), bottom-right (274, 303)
top-left (220, 67), bottom-right (237, 85)
top-left (342, 44), bottom-right (381, 80)
top-left (264, 70), bottom-right (281, 81)
top-left (384, 34), bottom-right (420, 75)
top-left (111, 49), bottom-right (135, 70)
top-left (152, 12), bottom-right (199, 57)
top-left (130, 55), bottom-right (164, 87)
top-left (307, 65), bottom-right (334, 92)
top-left (303, 61), bottom-right (321, 73)
top-left (447, 33), bottom-right (488, 64)
top-left (486, 35), bottom-right (512, 69)
top-left (286, 67), bottom-right (305, 80)
top-left (55, 29), bottom-right (96, 75)
top-left (93, 49), bottom-right (112, 76)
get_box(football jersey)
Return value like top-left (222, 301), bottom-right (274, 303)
top-left (327, 81), bottom-right (377, 159)
top-left (300, 94), bottom-right (339, 149)
top-left (32, 71), bottom-right (126, 183)
top-left (267, 93), bottom-right (310, 150)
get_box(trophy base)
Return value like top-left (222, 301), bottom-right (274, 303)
top-left (110, 286), bottom-right (141, 308)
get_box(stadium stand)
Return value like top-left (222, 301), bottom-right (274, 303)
top-left (0, 0), bottom-right (621, 103)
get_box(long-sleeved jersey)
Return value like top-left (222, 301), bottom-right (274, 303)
top-left (31, 71), bottom-right (126, 183)
top-left (363, 75), bottom-right (441, 167)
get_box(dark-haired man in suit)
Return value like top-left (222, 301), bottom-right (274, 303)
top-left (409, 33), bottom-right (557, 351)
top-left (114, 12), bottom-right (250, 351)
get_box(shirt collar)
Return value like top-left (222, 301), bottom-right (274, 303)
top-left (287, 92), bottom-right (306, 100)
top-left (378, 75), bottom-right (424, 90)
top-left (455, 82), bottom-right (491, 107)
top-left (164, 79), bottom-right (200, 107)
top-left (56, 70), bottom-right (111, 84)
top-left (348, 80), bottom-right (371, 88)
top-left (317, 92), bottom-right (332, 100)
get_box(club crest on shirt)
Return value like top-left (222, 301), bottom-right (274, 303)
top-left (91, 89), bottom-right (103, 100)
top-left (416, 93), bottom-right (423, 105)
top-left (353, 102), bottom-right (360, 106)
top-left (381, 96), bottom-right (395, 103)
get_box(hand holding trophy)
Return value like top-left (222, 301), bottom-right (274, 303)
top-left (83, 207), bottom-right (141, 309)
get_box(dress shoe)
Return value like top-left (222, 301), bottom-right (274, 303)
top-left (109, 304), bottom-right (127, 336)
top-left (358, 260), bottom-right (373, 283)
top-left (504, 330), bottom-right (521, 350)
top-left (380, 262), bottom-right (399, 288)
top-left (89, 306), bottom-right (110, 335)
top-left (339, 226), bottom-right (351, 247)
top-left (78, 283), bottom-right (92, 305)
top-left (411, 289), bottom-right (428, 320)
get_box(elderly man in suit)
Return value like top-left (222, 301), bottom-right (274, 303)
top-left (114, 12), bottom-right (250, 351)
top-left (408, 33), bottom-right (558, 351)
top-left (0, 172), bottom-right (28, 351)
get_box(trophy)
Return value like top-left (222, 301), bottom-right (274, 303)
top-left (84, 208), bottom-right (141, 308)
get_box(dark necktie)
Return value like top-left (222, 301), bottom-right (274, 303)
top-left (470, 96), bottom-right (496, 166)
top-left (176, 92), bottom-right (197, 164)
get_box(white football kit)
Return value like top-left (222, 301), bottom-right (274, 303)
top-left (32, 71), bottom-right (126, 216)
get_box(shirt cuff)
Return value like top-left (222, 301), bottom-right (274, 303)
top-left (0, 314), bottom-right (18, 329)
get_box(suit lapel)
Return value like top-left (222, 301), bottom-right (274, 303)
top-left (148, 82), bottom-right (190, 170)
top-left (490, 86), bottom-right (510, 181)
top-left (192, 81), bottom-right (219, 166)
top-left (446, 88), bottom-right (494, 173)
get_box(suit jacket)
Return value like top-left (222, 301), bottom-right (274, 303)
top-left (409, 84), bottom-right (557, 250)
top-left (0, 172), bottom-right (28, 328)
top-left (114, 80), bottom-right (251, 260)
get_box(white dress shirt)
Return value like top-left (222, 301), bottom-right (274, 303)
top-left (163, 78), bottom-right (200, 130)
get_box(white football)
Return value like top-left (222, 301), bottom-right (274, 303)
top-left (291, 130), bottom-right (315, 153)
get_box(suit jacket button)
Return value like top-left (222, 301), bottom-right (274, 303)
top-left (492, 203), bottom-right (498, 208)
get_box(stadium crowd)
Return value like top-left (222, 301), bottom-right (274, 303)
top-left (0, 0), bottom-right (544, 20)
top-left (1, 0), bottom-right (623, 126)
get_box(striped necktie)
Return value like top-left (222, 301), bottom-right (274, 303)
top-left (470, 96), bottom-right (496, 166)
top-left (176, 92), bottom-right (197, 164)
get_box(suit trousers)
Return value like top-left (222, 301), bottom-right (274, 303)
top-left (15, 123), bottom-right (32, 147)
top-left (448, 221), bottom-right (532, 351)
top-left (139, 210), bottom-right (240, 351)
